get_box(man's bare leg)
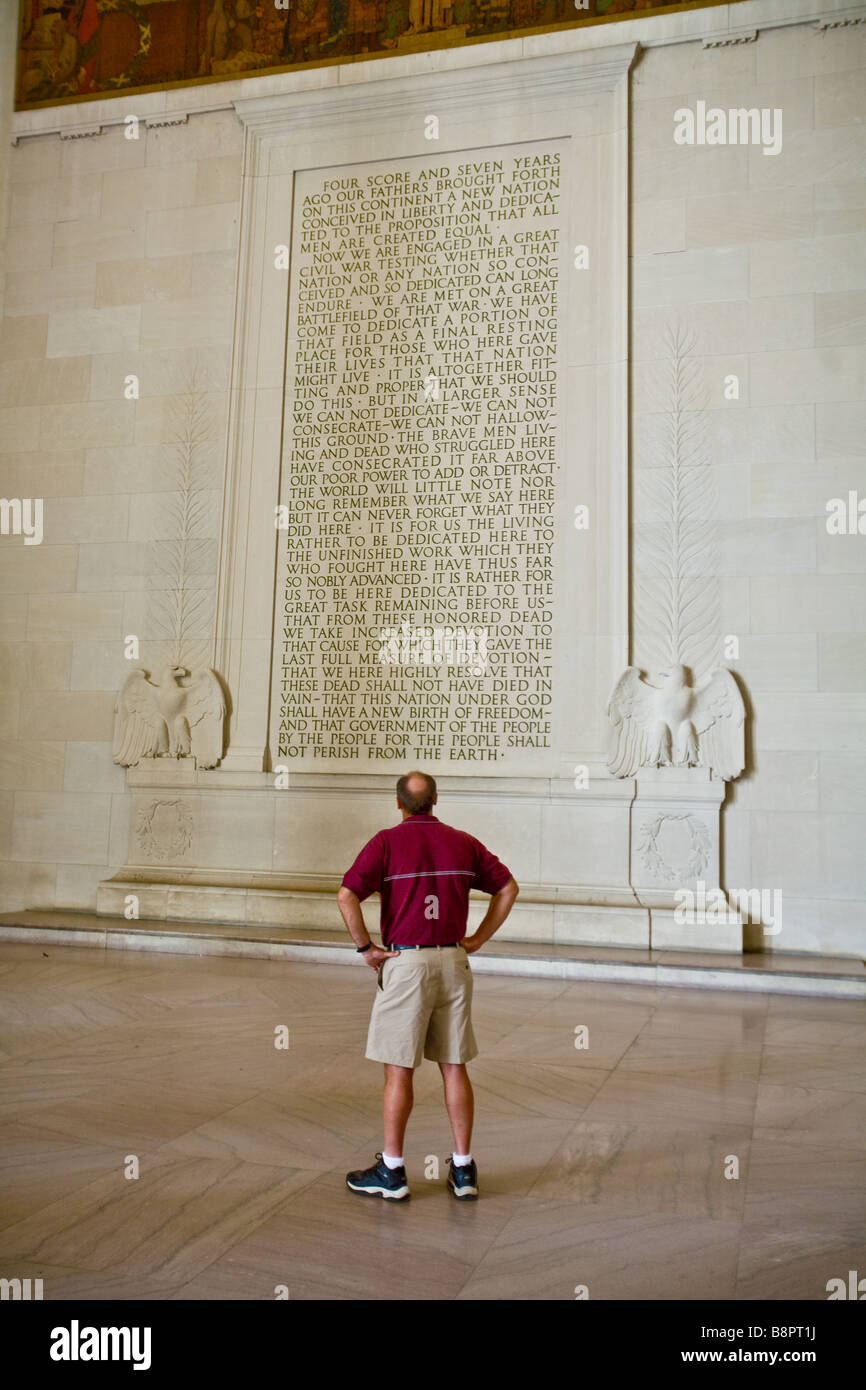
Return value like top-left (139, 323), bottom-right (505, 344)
top-left (383, 1063), bottom-right (414, 1155)
top-left (439, 1061), bottom-right (473, 1153)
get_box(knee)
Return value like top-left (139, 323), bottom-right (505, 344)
top-left (385, 1063), bottom-right (415, 1085)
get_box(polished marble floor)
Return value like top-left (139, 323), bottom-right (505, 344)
top-left (0, 939), bottom-right (863, 1300)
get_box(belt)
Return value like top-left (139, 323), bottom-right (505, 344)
top-left (389, 941), bottom-right (461, 950)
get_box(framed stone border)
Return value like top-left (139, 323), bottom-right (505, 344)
top-left (212, 40), bottom-right (637, 774)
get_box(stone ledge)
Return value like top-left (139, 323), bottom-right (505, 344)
top-left (1, 910), bottom-right (863, 998)
top-left (95, 871), bottom-right (655, 947)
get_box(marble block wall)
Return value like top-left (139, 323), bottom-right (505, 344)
top-left (0, 0), bottom-right (18, 321)
top-left (1, 0), bottom-right (864, 959)
top-left (629, 10), bottom-right (866, 956)
top-left (0, 105), bottom-right (243, 915)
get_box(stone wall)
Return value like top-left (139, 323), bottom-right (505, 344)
top-left (630, 11), bottom-right (866, 955)
top-left (0, 0), bottom-right (20, 320)
top-left (1, 0), bottom-right (864, 957)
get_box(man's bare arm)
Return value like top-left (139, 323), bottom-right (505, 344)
top-left (462, 877), bottom-right (519, 954)
top-left (337, 886), bottom-right (398, 970)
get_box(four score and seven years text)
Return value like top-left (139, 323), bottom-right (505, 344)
top-left (323, 153), bottom-right (560, 193)
top-left (284, 151), bottom-right (559, 765)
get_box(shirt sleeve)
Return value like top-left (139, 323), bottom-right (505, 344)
top-left (341, 832), bottom-right (386, 901)
top-left (471, 837), bottom-right (513, 895)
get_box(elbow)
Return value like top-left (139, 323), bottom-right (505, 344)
top-left (337, 885), bottom-right (355, 905)
top-left (506, 877), bottom-right (520, 901)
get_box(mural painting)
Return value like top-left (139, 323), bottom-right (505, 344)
top-left (16, 0), bottom-right (747, 108)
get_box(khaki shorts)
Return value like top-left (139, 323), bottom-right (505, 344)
top-left (365, 945), bottom-right (477, 1069)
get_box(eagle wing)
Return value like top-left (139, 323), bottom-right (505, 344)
top-left (112, 670), bottom-right (164, 766)
top-left (606, 668), bottom-right (658, 777)
top-left (183, 668), bottom-right (226, 769)
top-left (692, 668), bottom-right (745, 780)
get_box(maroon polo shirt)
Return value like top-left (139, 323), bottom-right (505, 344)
top-left (341, 813), bottom-right (513, 947)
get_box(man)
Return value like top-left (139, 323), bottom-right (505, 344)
top-left (337, 771), bottom-right (519, 1202)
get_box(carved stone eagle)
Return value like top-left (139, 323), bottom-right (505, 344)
top-left (113, 665), bottom-right (226, 769)
top-left (607, 664), bottom-right (745, 780)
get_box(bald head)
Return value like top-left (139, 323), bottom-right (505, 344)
top-left (396, 771), bottom-right (437, 817)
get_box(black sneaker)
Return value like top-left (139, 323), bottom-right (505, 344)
top-left (447, 1154), bottom-right (478, 1200)
top-left (346, 1153), bottom-right (410, 1201)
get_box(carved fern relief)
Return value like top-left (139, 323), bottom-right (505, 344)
top-left (146, 364), bottom-right (219, 673)
top-left (633, 322), bottom-right (720, 684)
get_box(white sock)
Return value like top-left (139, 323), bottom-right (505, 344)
top-left (382, 1152), bottom-right (404, 1169)
top-left (452, 1152), bottom-right (472, 1166)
